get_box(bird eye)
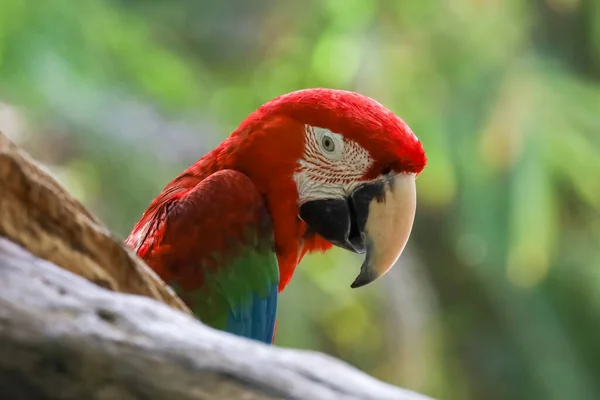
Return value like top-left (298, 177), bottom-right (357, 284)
top-left (321, 135), bottom-right (335, 153)
top-left (311, 126), bottom-right (343, 160)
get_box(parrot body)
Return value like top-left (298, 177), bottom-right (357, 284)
top-left (129, 170), bottom-right (278, 342)
top-left (127, 88), bottom-right (426, 344)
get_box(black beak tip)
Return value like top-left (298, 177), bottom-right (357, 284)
top-left (350, 279), bottom-right (364, 289)
top-left (350, 276), bottom-right (370, 289)
top-left (350, 268), bottom-right (377, 289)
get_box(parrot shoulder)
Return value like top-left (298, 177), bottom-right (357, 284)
top-left (126, 169), bottom-right (279, 343)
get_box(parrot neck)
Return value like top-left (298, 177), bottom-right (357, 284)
top-left (217, 127), bottom-right (334, 292)
top-left (261, 184), bottom-right (334, 292)
top-left (180, 120), bottom-right (333, 292)
top-left (268, 206), bottom-right (333, 292)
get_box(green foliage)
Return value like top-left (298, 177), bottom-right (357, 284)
top-left (1, 0), bottom-right (600, 399)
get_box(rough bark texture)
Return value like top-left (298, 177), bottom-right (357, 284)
top-left (0, 238), bottom-right (432, 400)
top-left (0, 130), bottom-right (190, 314)
top-left (0, 130), bottom-right (434, 399)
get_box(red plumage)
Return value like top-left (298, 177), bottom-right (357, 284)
top-left (129, 88), bottom-right (426, 292)
top-left (131, 170), bottom-right (271, 291)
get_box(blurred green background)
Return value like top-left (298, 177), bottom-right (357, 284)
top-left (1, 0), bottom-right (600, 399)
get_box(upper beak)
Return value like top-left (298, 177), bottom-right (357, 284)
top-left (299, 173), bottom-right (417, 288)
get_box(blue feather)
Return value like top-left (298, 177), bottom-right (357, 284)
top-left (225, 283), bottom-right (278, 343)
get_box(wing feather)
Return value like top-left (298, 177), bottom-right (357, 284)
top-left (126, 169), bottom-right (279, 343)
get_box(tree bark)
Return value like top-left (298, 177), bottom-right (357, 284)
top-left (0, 130), bottom-right (190, 313)
top-left (0, 130), bottom-right (434, 399)
top-left (0, 237), bottom-right (432, 400)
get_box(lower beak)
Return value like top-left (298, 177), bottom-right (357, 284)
top-left (299, 173), bottom-right (417, 288)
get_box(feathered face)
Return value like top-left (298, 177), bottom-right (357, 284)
top-left (232, 88), bottom-right (426, 288)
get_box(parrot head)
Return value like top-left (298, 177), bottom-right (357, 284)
top-left (207, 88), bottom-right (426, 290)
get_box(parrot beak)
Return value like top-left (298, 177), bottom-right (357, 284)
top-left (299, 173), bottom-right (417, 288)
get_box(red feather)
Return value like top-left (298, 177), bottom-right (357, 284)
top-left (129, 88), bottom-right (426, 292)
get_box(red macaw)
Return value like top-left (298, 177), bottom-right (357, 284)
top-left (126, 88), bottom-right (426, 344)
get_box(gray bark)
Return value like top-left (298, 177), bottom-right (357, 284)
top-left (0, 238), bottom-right (433, 400)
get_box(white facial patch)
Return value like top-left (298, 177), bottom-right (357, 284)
top-left (294, 125), bottom-right (374, 204)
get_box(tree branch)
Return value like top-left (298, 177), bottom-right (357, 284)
top-left (0, 238), bottom-right (432, 400)
top-left (0, 130), bottom-right (190, 313)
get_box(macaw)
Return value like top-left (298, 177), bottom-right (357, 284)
top-left (126, 88), bottom-right (426, 344)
